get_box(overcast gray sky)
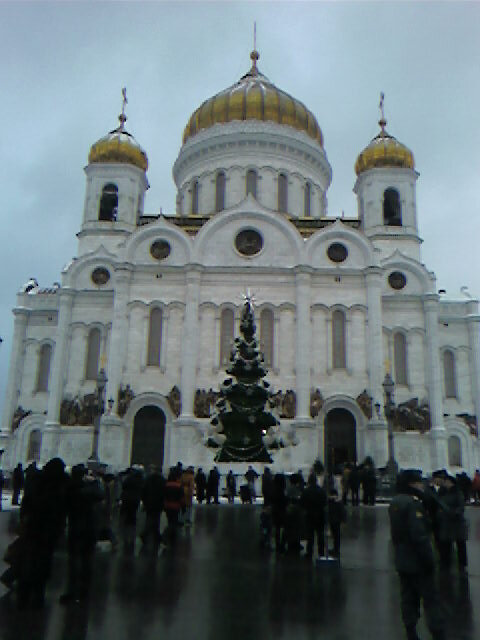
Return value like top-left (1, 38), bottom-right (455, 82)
top-left (1, 1), bottom-right (479, 418)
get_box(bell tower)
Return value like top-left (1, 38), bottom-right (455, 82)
top-left (353, 95), bottom-right (420, 261)
top-left (79, 89), bottom-right (149, 256)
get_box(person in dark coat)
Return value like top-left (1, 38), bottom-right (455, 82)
top-left (119, 467), bottom-right (144, 555)
top-left (284, 473), bottom-right (303, 554)
top-left (389, 469), bottom-right (446, 640)
top-left (17, 457), bottom-right (68, 608)
top-left (12, 463), bottom-right (24, 506)
top-left (301, 472), bottom-right (327, 558)
top-left (436, 473), bottom-right (468, 571)
top-left (207, 467), bottom-right (220, 504)
top-left (261, 467), bottom-right (274, 507)
top-left (245, 466), bottom-right (259, 501)
top-left (271, 473), bottom-right (288, 553)
top-left (328, 489), bottom-right (347, 558)
top-left (348, 464), bottom-right (360, 506)
top-left (59, 465), bottom-right (104, 604)
top-left (140, 467), bottom-right (165, 554)
top-left (362, 459), bottom-right (377, 505)
top-left (195, 468), bottom-right (207, 503)
top-left (226, 470), bottom-right (236, 503)
top-left (0, 469), bottom-right (3, 512)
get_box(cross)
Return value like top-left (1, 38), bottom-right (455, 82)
top-left (118, 87), bottom-right (128, 129)
top-left (122, 87), bottom-right (128, 116)
top-left (379, 92), bottom-right (386, 132)
top-left (254, 22), bottom-right (256, 52)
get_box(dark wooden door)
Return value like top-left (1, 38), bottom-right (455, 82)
top-left (131, 406), bottom-right (165, 469)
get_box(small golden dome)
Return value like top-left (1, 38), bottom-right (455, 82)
top-left (88, 95), bottom-right (148, 171)
top-left (182, 50), bottom-right (323, 147)
top-left (355, 118), bottom-right (414, 176)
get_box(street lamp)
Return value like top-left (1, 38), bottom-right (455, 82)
top-left (382, 372), bottom-right (398, 489)
top-left (88, 368), bottom-right (107, 464)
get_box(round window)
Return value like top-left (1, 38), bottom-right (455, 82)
top-left (91, 267), bottom-right (110, 286)
top-left (235, 229), bottom-right (263, 256)
top-left (150, 240), bottom-right (171, 260)
top-left (388, 271), bottom-right (407, 290)
top-left (327, 242), bottom-right (348, 263)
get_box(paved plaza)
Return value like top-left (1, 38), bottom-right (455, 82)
top-left (0, 498), bottom-right (478, 640)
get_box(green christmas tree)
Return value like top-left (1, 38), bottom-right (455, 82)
top-left (207, 296), bottom-right (280, 462)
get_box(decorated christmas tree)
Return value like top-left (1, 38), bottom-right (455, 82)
top-left (207, 295), bottom-right (280, 462)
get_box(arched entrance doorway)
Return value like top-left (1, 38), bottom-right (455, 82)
top-left (131, 406), bottom-right (166, 469)
top-left (324, 408), bottom-right (356, 470)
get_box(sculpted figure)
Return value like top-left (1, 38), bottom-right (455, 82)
top-left (167, 385), bottom-right (181, 417)
top-left (356, 389), bottom-right (373, 420)
top-left (310, 388), bottom-right (324, 418)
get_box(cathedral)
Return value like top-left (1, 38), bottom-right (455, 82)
top-left (2, 49), bottom-right (479, 476)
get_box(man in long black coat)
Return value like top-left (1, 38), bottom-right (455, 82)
top-left (141, 467), bottom-right (165, 554)
top-left (389, 470), bottom-right (446, 640)
top-left (60, 465), bottom-right (104, 604)
top-left (12, 463), bottom-right (24, 505)
top-left (301, 472), bottom-right (327, 558)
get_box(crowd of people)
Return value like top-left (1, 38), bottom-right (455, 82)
top-left (0, 456), bottom-right (476, 617)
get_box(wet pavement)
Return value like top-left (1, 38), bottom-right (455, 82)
top-left (0, 502), bottom-right (479, 640)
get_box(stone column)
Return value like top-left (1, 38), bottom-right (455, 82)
top-left (295, 268), bottom-right (312, 420)
top-left (180, 267), bottom-right (201, 419)
top-left (365, 267), bottom-right (384, 405)
top-left (1, 308), bottom-right (29, 431)
top-left (423, 294), bottom-right (447, 469)
top-left (467, 314), bottom-right (480, 428)
top-left (46, 289), bottom-right (74, 425)
top-left (106, 266), bottom-right (132, 413)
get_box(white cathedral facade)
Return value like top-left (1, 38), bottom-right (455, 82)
top-left (2, 50), bottom-right (480, 475)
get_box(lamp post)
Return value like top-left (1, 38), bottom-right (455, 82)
top-left (89, 368), bottom-right (107, 464)
top-left (382, 372), bottom-right (398, 490)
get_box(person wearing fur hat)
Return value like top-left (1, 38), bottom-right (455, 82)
top-left (389, 469), bottom-right (446, 640)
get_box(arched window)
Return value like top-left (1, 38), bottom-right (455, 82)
top-left (147, 308), bottom-right (163, 366)
top-left (35, 343), bottom-right (52, 392)
top-left (215, 172), bottom-right (226, 212)
top-left (246, 170), bottom-right (257, 199)
top-left (383, 188), bottom-right (402, 226)
top-left (443, 349), bottom-right (457, 398)
top-left (191, 180), bottom-right (199, 215)
top-left (448, 435), bottom-right (462, 467)
top-left (260, 308), bottom-right (274, 367)
top-left (85, 328), bottom-right (101, 380)
top-left (99, 183), bottom-right (118, 221)
top-left (304, 182), bottom-right (311, 217)
top-left (220, 308), bottom-right (234, 367)
top-left (332, 310), bottom-right (346, 369)
top-left (394, 332), bottom-right (408, 385)
top-left (27, 429), bottom-right (42, 463)
top-left (278, 173), bottom-right (288, 212)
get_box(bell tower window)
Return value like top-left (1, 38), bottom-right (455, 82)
top-left (304, 182), bottom-right (311, 217)
top-left (383, 188), bottom-right (402, 226)
top-left (278, 173), bottom-right (288, 212)
top-left (246, 170), bottom-right (257, 199)
top-left (215, 172), bottom-right (226, 212)
top-left (191, 180), bottom-right (199, 215)
top-left (99, 183), bottom-right (118, 221)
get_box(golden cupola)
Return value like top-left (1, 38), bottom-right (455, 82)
top-left (355, 100), bottom-right (414, 176)
top-left (182, 49), bottom-right (324, 147)
top-left (88, 91), bottom-right (148, 171)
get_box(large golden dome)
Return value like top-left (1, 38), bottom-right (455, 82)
top-left (355, 117), bottom-right (414, 176)
top-left (89, 112), bottom-right (148, 171)
top-left (182, 50), bottom-right (324, 147)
